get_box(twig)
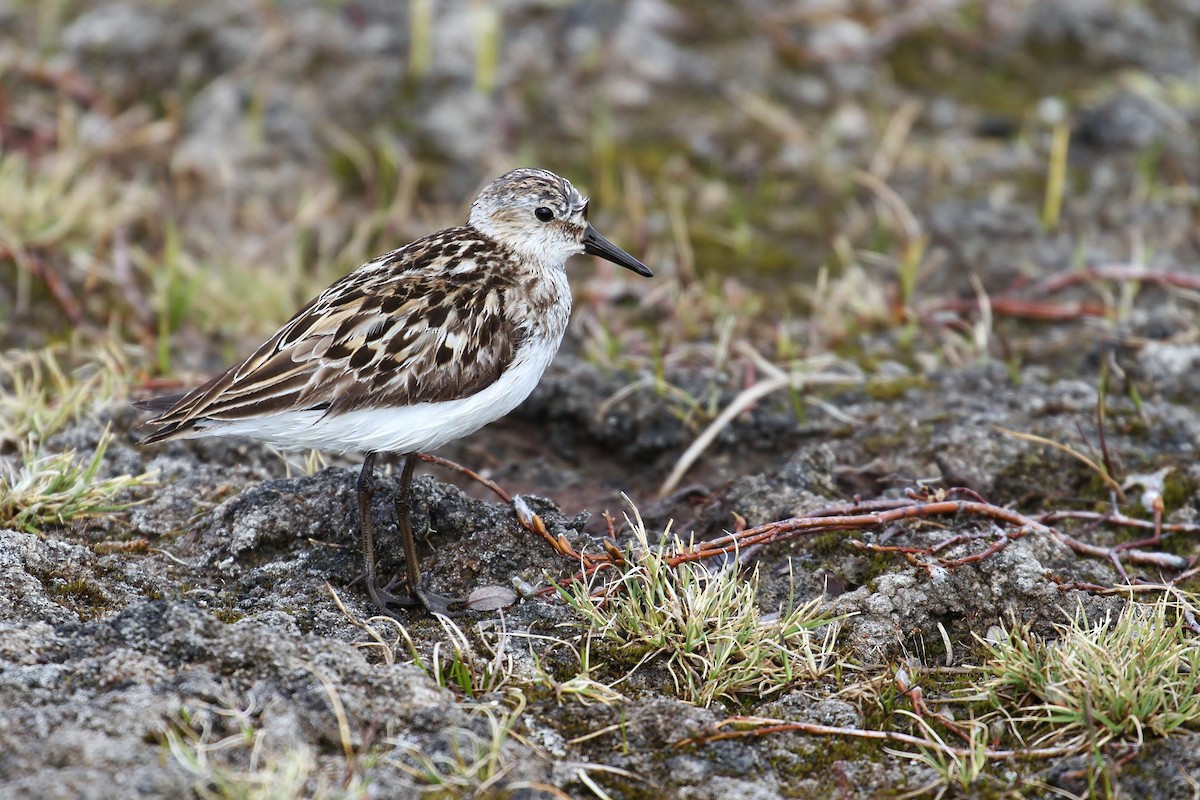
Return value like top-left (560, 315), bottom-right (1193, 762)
top-left (928, 297), bottom-right (1107, 321)
top-left (418, 453), bottom-right (607, 566)
top-left (421, 454), bottom-right (1195, 600)
top-left (1038, 267), bottom-right (1200, 294)
top-left (677, 716), bottom-right (1086, 760)
top-left (539, 491), bottom-right (1194, 597)
top-left (417, 453), bottom-right (512, 503)
top-left (1037, 509), bottom-right (1200, 535)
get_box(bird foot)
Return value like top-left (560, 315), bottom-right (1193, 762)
top-left (416, 586), bottom-right (471, 617)
top-left (365, 575), bottom-right (469, 618)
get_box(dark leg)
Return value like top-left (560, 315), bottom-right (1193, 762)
top-left (394, 453), bottom-right (467, 616)
top-left (394, 453), bottom-right (421, 593)
top-left (357, 451), bottom-right (418, 615)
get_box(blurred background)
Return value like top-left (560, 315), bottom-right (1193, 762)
top-left (6, 7), bottom-right (1200, 795)
top-left (6, 0), bottom-right (1198, 381)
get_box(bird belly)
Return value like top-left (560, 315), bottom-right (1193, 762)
top-left (191, 334), bottom-right (562, 455)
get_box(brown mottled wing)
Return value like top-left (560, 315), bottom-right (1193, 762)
top-left (139, 232), bottom-right (521, 444)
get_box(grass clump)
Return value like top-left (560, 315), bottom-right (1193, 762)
top-left (888, 711), bottom-right (995, 796)
top-left (0, 428), bottom-right (154, 533)
top-left (0, 343), bottom-right (132, 445)
top-left (331, 598), bottom-right (620, 797)
top-left (166, 687), bottom-right (372, 800)
top-left (981, 596), bottom-right (1200, 748)
top-left (387, 698), bottom-right (524, 799)
top-left (557, 503), bottom-right (846, 707)
top-left (401, 613), bottom-right (515, 701)
top-left (0, 146), bottom-right (155, 329)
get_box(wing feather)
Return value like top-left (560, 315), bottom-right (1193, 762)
top-left (138, 229), bottom-right (525, 445)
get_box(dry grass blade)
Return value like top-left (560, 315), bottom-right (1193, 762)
top-left (994, 425), bottom-right (1126, 502)
top-left (386, 693), bottom-right (526, 796)
top-left (886, 711), bottom-right (992, 796)
top-left (658, 357), bottom-right (865, 498)
top-left (0, 343), bottom-right (131, 445)
top-left (164, 686), bottom-right (370, 800)
top-left (657, 374), bottom-right (788, 499)
top-left (0, 147), bottom-right (155, 322)
top-left (1042, 122), bottom-right (1070, 231)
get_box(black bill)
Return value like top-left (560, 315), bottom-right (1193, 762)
top-left (582, 224), bottom-right (653, 277)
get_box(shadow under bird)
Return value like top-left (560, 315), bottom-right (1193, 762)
top-left (135, 168), bottom-right (653, 616)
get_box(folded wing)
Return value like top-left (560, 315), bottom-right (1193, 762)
top-left (138, 245), bottom-right (521, 445)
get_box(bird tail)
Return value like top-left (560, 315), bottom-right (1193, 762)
top-left (132, 393), bottom-right (192, 445)
top-left (132, 393), bottom-right (186, 414)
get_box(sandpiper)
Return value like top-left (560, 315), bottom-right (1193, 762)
top-left (136, 168), bottom-right (653, 616)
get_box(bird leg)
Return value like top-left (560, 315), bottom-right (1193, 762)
top-left (354, 452), bottom-right (467, 616)
top-left (356, 451), bottom-right (419, 615)
top-left (393, 452), bottom-right (422, 594)
top-left (393, 453), bottom-right (468, 616)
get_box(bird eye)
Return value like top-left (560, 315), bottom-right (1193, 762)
top-left (534, 206), bottom-right (554, 222)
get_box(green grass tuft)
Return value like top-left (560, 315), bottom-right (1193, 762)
top-left (557, 502), bottom-right (848, 707)
top-left (981, 596), bottom-right (1200, 747)
top-left (0, 428), bottom-right (155, 533)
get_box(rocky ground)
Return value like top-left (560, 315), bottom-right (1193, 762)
top-left (3, 1), bottom-right (1200, 798)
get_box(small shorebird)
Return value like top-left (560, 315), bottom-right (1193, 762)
top-left (136, 168), bottom-right (652, 616)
